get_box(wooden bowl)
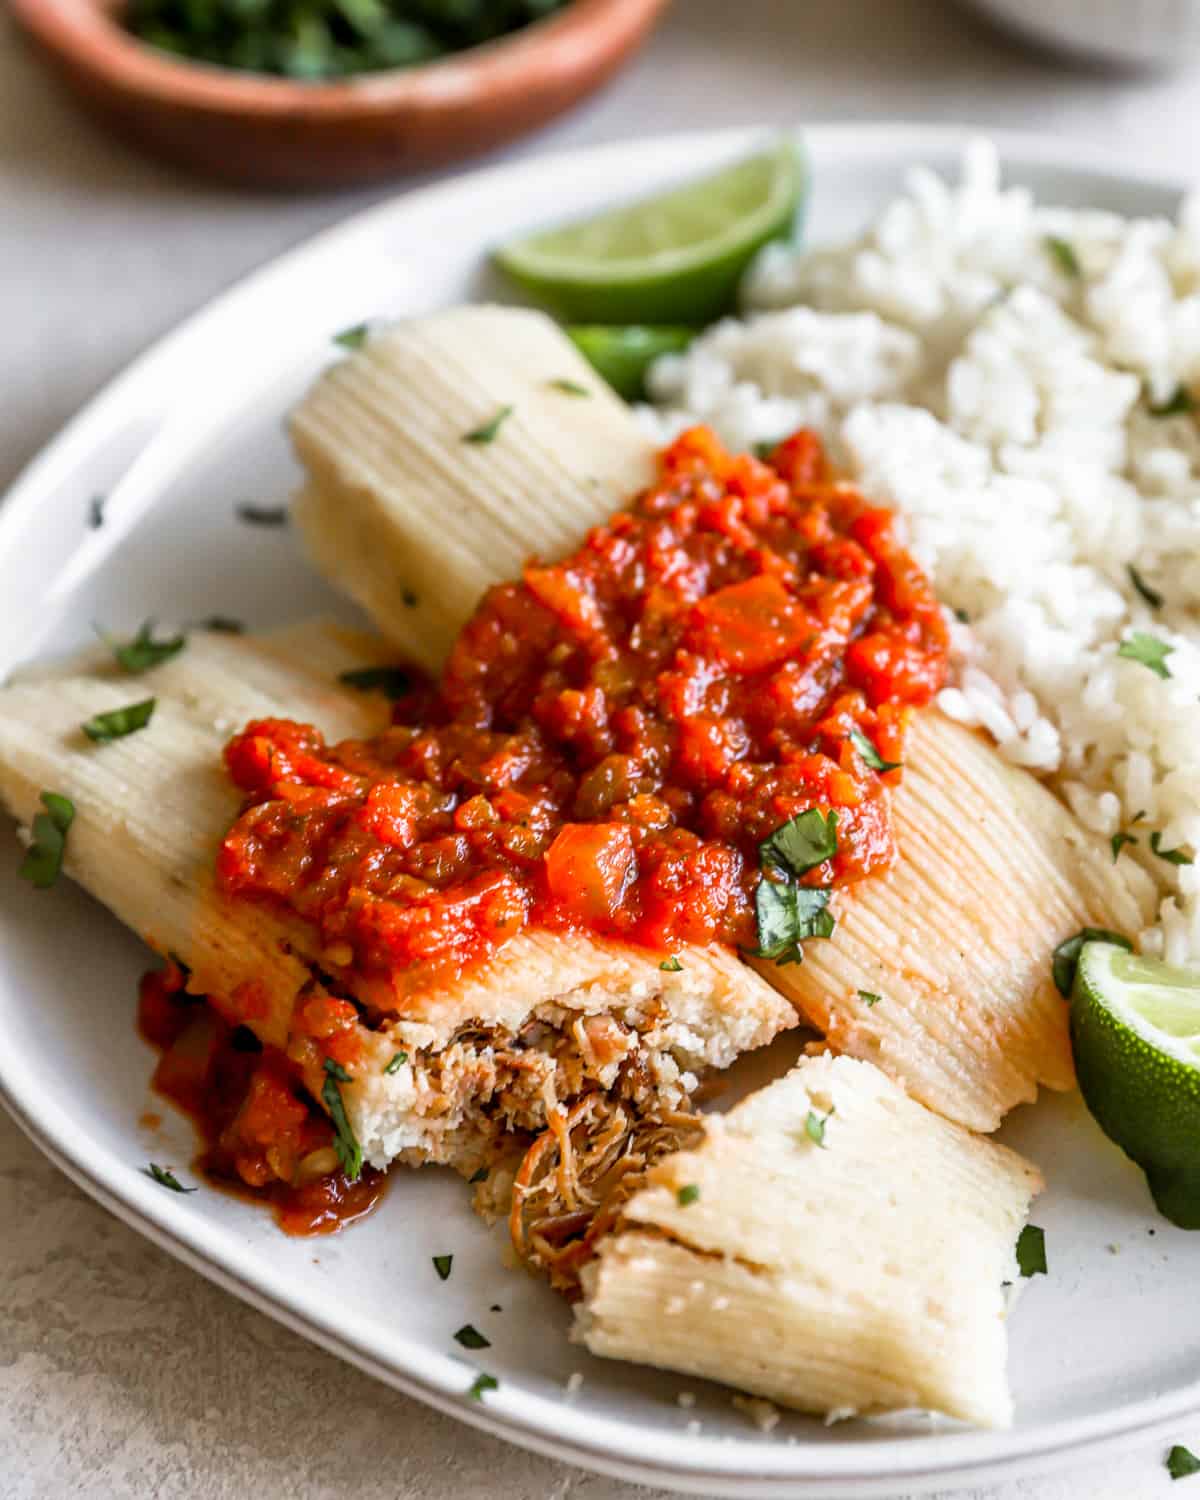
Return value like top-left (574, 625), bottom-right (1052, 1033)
top-left (9, 0), bottom-right (672, 189)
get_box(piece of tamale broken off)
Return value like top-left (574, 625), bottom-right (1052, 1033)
top-left (576, 1054), bottom-right (1042, 1428)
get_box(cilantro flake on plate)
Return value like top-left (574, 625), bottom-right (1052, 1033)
top-left (143, 1163), bottom-right (196, 1194)
top-left (1016, 1224), bottom-right (1047, 1278)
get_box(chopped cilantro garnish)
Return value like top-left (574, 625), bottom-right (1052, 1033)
top-left (1150, 386), bottom-right (1195, 419)
top-left (1044, 236), bottom-right (1081, 277)
top-left (953, 606), bottom-right (970, 624)
top-left (101, 620), bottom-right (186, 674)
top-left (334, 322), bottom-right (369, 351)
top-left (1111, 831), bottom-right (1138, 862)
top-left (433, 1254), bottom-right (453, 1281)
top-left (752, 881), bottom-right (834, 965)
top-left (1052, 927), bottom-right (1133, 997)
top-left (321, 1058), bottom-right (362, 1180)
top-left (82, 698), bottom-right (156, 744)
top-left (467, 1373), bottom-right (498, 1402)
top-left (761, 808), bottom-right (838, 878)
top-left (1168, 1445), bottom-right (1200, 1481)
top-left (805, 1109), bottom-right (831, 1148)
top-left (676, 1184), bottom-right (700, 1207)
top-left (1151, 831), bottom-right (1194, 866)
top-left (469, 1167), bottom-right (488, 1185)
top-left (235, 503), bottom-right (288, 527)
top-left (454, 1324), bottom-right (491, 1350)
top-left (124, 0), bottom-right (572, 79)
top-left (857, 990), bottom-right (882, 1008)
top-left (548, 378), bottom-right (590, 397)
top-left (848, 726), bottom-right (901, 773)
top-left (384, 1050), bottom-right (408, 1074)
top-left (1016, 1223), bottom-right (1047, 1278)
top-left (463, 406), bottom-right (513, 444)
top-left (659, 956), bottom-right (683, 972)
top-left (1128, 564), bottom-right (1164, 609)
top-left (1118, 631), bottom-right (1174, 679)
top-left (143, 1163), bottom-right (196, 1194)
top-left (18, 791), bottom-right (75, 890)
top-left (338, 665), bottom-right (411, 698)
top-left (196, 615), bottom-right (245, 634)
top-left (88, 494), bottom-right (106, 529)
top-left (753, 806), bottom-right (838, 962)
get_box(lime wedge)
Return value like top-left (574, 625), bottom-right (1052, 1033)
top-left (495, 138), bottom-right (807, 325)
top-left (567, 326), bottom-right (694, 401)
top-left (1072, 941), bottom-right (1200, 1227)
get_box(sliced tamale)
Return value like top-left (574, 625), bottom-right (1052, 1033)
top-left (289, 306), bottom-right (1154, 1132)
top-left (577, 1053), bottom-right (1043, 1428)
top-left (0, 622), bottom-right (795, 1176)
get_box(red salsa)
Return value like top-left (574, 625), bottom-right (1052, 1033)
top-left (217, 428), bottom-right (947, 1001)
top-left (138, 961), bottom-right (386, 1233)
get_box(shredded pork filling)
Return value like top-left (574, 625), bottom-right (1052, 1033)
top-left (506, 1093), bottom-right (704, 1297)
top-left (386, 998), bottom-right (707, 1289)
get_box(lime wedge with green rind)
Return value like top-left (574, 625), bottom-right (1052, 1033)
top-left (1071, 940), bottom-right (1200, 1227)
top-left (495, 138), bottom-right (807, 325)
top-left (567, 326), bottom-right (694, 401)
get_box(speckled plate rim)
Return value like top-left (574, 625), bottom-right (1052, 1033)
top-left (0, 123), bottom-right (1197, 1497)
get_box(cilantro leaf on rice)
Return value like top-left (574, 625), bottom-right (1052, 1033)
top-left (1117, 632), bottom-right (1174, 680)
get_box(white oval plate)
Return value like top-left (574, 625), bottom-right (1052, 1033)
top-left (0, 124), bottom-right (1196, 1498)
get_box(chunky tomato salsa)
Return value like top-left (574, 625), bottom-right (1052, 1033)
top-left (138, 960), bottom-right (386, 1234)
top-left (218, 428), bottom-right (947, 996)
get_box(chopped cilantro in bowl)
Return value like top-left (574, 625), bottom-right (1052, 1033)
top-left (124, 0), bottom-right (572, 80)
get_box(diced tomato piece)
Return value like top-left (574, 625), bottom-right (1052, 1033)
top-left (673, 715), bottom-right (750, 788)
top-left (523, 565), bottom-right (605, 634)
top-left (770, 429), bottom-right (827, 488)
top-left (688, 574), bottom-right (811, 674)
top-left (638, 840), bottom-right (742, 946)
top-left (357, 782), bottom-right (426, 847)
top-left (848, 506), bottom-right (901, 558)
top-left (660, 424), bottom-right (732, 480)
top-left (873, 547), bottom-right (936, 617)
top-left (232, 1066), bottom-right (308, 1157)
top-left (351, 871), bottom-right (527, 971)
top-left (225, 718), bottom-right (361, 797)
top-left (545, 823), bottom-right (636, 925)
top-left (847, 631), bottom-right (947, 706)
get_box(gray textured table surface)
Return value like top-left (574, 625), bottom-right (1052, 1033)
top-left (3, 3), bottom-right (1200, 1496)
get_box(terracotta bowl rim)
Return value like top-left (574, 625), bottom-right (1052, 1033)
top-left (10, 0), bottom-right (669, 118)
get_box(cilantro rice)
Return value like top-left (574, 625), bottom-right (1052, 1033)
top-left (642, 140), bottom-right (1200, 964)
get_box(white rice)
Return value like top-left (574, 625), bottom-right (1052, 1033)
top-left (641, 141), bottom-right (1200, 962)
